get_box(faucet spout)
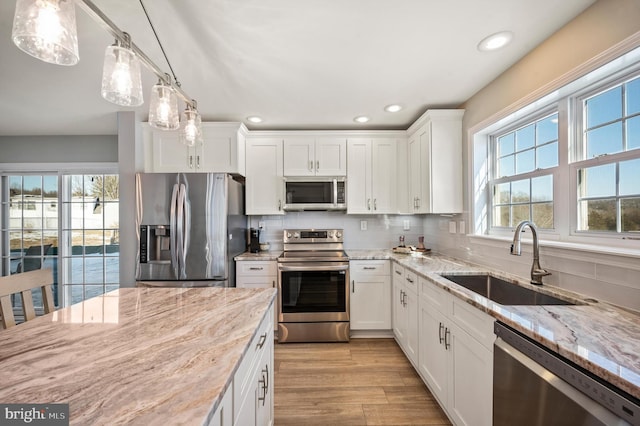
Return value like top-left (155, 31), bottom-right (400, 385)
top-left (510, 220), bottom-right (551, 285)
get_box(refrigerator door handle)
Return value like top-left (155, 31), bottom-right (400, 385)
top-left (170, 183), bottom-right (180, 279)
top-left (177, 181), bottom-right (190, 279)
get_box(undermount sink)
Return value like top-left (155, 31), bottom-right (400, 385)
top-left (439, 274), bottom-right (578, 306)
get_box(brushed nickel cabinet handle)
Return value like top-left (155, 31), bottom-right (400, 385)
top-left (309, 161), bottom-right (313, 171)
top-left (352, 280), bottom-right (355, 293)
top-left (395, 270), bottom-right (402, 275)
top-left (444, 327), bottom-right (451, 350)
top-left (316, 160), bottom-right (319, 171)
top-left (189, 155), bottom-right (194, 169)
top-left (257, 332), bottom-right (267, 349)
top-left (249, 267), bottom-right (264, 271)
top-left (438, 322), bottom-right (445, 344)
top-left (363, 266), bottom-right (376, 270)
top-left (367, 198), bottom-right (371, 210)
top-left (196, 155), bottom-right (201, 168)
top-left (374, 199), bottom-right (377, 210)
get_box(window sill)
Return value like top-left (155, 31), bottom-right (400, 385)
top-left (468, 234), bottom-right (640, 260)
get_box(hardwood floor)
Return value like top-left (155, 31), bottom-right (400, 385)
top-left (274, 338), bottom-right (452, 425)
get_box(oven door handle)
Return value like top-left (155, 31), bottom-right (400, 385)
top-left (278, 264), bottom-right (349, 272)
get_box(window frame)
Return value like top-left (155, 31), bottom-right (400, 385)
top-left (475, 46), bottom-right (640, 250)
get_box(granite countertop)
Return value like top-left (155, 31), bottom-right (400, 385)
top-left (347, 249), bottom-right (640, 400)
top-left (0, 287), bottom-right (277, 425)
top-left (234, 251), bottom-right (282, 261)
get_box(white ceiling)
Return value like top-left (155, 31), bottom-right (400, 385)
top-left (0, 0), bottom-right (596, 136)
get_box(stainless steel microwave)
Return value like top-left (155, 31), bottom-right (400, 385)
top-left (283, 177), bottom-right (346, 211)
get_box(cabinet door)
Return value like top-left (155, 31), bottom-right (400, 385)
top-left (418, 300), bottom-right (448, 405)
top-left (256, 332), bottom-right (274, 426)
top-left (350, 272), bottom-right (391, 330)
top-left (152, 131), bottom-right (190, 172)
top-left (315, 137), bottom-right (347, 176)
top-left (448, 323), bottom-right (493, 426)
top-left (407, 134), bottom-right (421, 212)
top-left (417, 126), bottom-right (431, 213)
top-left (346, 139), bottom-right (371, 214)
top-left (371, 139), bottom-right (397, 213)
top-left (246, 138), bottom-right (284, 215)
top-left (283, 138), bottom-right (314, 176)
top-left (430, 115), bottom-right (463, 213)
top-left (404, 286), bottom-right (419, 366)
top-left (199, 127), bottom-right (237, 173)
top-left (210, 385), bottom-right (233, 426)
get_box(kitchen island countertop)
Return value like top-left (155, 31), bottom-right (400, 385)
top-left (347, 249), bottom-right (640, 400)
top-left (0, 287), bottom-right (277, 425)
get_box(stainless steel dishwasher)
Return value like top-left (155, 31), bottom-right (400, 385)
top-left (494, 322), bottom-right (639, 426)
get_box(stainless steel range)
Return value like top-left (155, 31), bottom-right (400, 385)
top-left (277, 229), bottom-right (349, 343)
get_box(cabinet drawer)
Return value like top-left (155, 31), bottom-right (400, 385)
top-left (350, 260), bottom-right (390, 275)
top-left (405, 270), bottom-right (418, 293)
top-left (451, 297), bottom-right (495, 350)
top-left (236, 261), bottom-right (277, 276)
top-left (392, 262), bottom-right (404, 279)
top-left (420, 278), bottom-right (448, 313)
top-left (234, 304), bottom-right (274, 418)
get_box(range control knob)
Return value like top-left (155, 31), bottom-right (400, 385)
top-left (286, 232), bottom-right (292, 238)
top-left (335, 231), bottom-right (343, 239)
top-left (293, 232), bottom-right (300, 239)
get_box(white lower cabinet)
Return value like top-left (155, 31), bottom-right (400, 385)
top-left (236, 260), bottom-right (278, 333)
top-left (392, 263), bottom-right (418, 366)
top-left (417, 276), bottom-right (494, 426)
top-left (234, 303), bottom-right (274, 426)
top-left (349, 260), bottom-right (391, 330)
top-left (208, 384), bottom-right (233, 426)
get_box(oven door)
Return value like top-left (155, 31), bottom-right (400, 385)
top-left (277, 262), bottom-right (349, 323)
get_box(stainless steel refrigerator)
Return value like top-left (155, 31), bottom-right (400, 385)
top-left (135, 173), bottom-right (246, 287)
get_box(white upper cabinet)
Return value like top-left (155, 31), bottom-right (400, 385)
top-left (245, 137), bottom-right (284, 215)
top-left (283, 137), bottom-right (346, 176)
top-left (407, 110), bottom-right (464, 214)
top-left (142, 122), bottom-right (246, 175)
top-left (347, 138), bottom-right (398, 214)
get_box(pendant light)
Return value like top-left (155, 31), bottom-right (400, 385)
top-left (11, 0), bottom-right (79, 66)
top-left (148, 75), bottom-right (179, 130)
top-left (100, 32), bottom-right (143, 107)
top-left (180, 101), bottom-right (203, 147)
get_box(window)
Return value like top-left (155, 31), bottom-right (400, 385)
top-left (62, 175), bottom-right (120, 305)
top-left (1, 172), bottom-right (119, 309)
top-left (490, 113), bottom-right (558, 230)
top-left (574, 74), bottom-right (640, 234)
top-left (2, 175), bottom-right (59, 310)
top-left (476, 46), bottom-right (640, 247)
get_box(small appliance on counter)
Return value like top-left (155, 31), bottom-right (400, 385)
top-left (249, 228), bottom-right (261, 253)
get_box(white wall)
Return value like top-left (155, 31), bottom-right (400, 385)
top-left (430, 0), bottom-right (640, 312)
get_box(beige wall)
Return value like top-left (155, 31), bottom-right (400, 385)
top-left (461, 0), bottom-right (640, 133)
top-left (427, 0), bottom-right (640, 312)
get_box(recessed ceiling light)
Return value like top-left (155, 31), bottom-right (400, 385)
top-left (247, 116), bottom-right (263, 123)
top-left (354, 116), bottom-right (370, 123)
top-left (477, 31), bottom-right (513, 52)
top-left (384, 104), bottom-right (402, 113)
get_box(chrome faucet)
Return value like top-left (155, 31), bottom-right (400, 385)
top-left (510, 220), bottom-right (551, 285)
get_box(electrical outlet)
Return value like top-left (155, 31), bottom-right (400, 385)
top-left (449, 221), bottom-right (457, 234)
top-left (360, 220), bottom-right (367, 231)
top-left (403, 220), bottom-right (410, 231)
top-left (258, 221), bottom-right (265, 230)
top-left (459, 221), bottom-right (465, 234)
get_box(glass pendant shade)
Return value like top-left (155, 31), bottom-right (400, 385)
top-left (12, 0), bottom-right (79, 66)
top-left (180, 107), bottom-right (203, 147)
top-left (148, 81), bottom-right (179, 130)
top-left (101, 44), bottom-right (143, 107)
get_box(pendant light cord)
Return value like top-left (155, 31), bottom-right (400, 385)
top-left (139, 0), bottom-right (181, 87)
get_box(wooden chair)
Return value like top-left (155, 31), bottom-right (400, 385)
top-left (0, 269), bottom-right (55, 330)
